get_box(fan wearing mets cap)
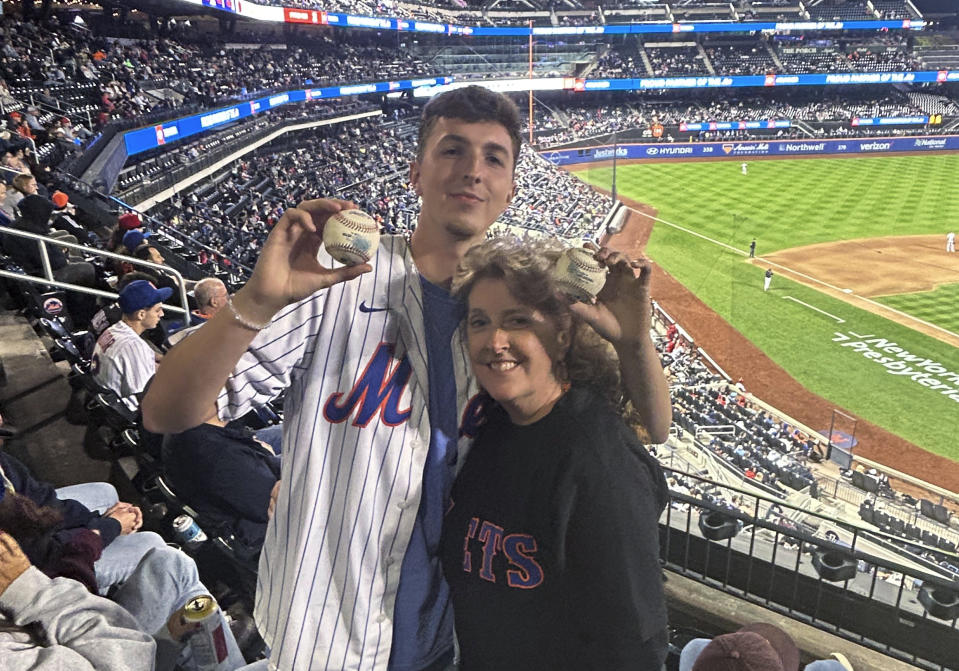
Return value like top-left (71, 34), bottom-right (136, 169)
top-left (92, 280), bottom-right (171, 411)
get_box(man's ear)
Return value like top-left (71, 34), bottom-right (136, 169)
top-left (506, 181), bottom-right (517, 205)
top-left (409, 161), bottom-right (421, 195)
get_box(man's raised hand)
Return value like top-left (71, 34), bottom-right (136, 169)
top-left (233, 199), bottom-right (372, 325)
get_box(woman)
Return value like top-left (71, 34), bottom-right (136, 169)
top-left (441, 237), bottom-right (669, 670)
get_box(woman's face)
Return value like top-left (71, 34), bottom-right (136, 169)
top-left (466, 277), bottom-right (565, 425)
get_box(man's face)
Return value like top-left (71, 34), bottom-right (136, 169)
top-left (141, 303), bottom-right (164, 330)
top-left (147, 247), bottom-right (164, 265)
top-left (24, 178), bottom-right (37, 195)
top-left (409, 117), bottom-right (516, 242)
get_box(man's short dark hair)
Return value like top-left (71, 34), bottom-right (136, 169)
top-left (133, 245), bottom-right (158, 261)
top-left (417, 86), bottom-right (522, 168)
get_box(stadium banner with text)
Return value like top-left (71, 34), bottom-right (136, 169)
top-left (540, 136), bottom-right (959, 166)
top-left (175, 1), bottom-right (924, 35)
top-left (122, 77), bottom-right (452, 156)
top-left (680, 120), bottom-right (792, 131)
top-left (415, 71), bottom-right (959, 97)
top-left (851, 116), bottom-right (929, 126)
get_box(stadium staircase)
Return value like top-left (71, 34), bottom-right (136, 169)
top-left (638, 43), bottom-right (655, 77)
top-left (792, 119), bottom-right (819, 137)
top-left (697, 43), bottom-right (716, 76)
top-left (765, 41), bottom-right (785, 72)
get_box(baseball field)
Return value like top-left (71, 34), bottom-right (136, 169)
top-left (574, 153), bottom-right (959, 463)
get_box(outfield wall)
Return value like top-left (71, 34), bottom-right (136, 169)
top-left (541, 135), bottom-right (959, 165)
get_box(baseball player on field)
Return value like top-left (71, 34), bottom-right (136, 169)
top-left (143, 86), bottom-right (671, 671)
top-left (947, 231), bottom-right (955, 253)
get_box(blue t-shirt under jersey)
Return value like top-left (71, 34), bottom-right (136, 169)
top-left (388, 275), bottom-right (465, 671)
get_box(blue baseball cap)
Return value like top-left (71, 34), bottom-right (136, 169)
top-left (118, 280), bottom-right (172, 313)
top-left (122, 228), bottom-right (151, 253)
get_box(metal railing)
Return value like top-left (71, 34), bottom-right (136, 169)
top-left (54, 170), bottom-right (255, 279)
top-left (0, 225), bottom-right (189, 316)
top-left (659, 465), bottom-right (959, 670)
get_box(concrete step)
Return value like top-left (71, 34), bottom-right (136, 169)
top-left (0, 310), bottom-right (112, 488)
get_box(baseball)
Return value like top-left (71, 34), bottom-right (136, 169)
top-left (322, 209), bottom-right (380, 266)
top-left (551, 247), bottom-right (607, 303)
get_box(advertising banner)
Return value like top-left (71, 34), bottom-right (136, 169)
top-left (540, 136), bottom-right (959, 165)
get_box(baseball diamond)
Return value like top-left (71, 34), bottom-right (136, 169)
top-left (574, 151), bottom-right (959, 477)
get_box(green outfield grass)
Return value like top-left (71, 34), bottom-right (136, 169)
top-left (579, 154), bottom-right (959, 252)
top-left (574, 154), bottom-right (959, 461)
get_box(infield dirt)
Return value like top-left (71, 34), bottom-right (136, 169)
top-left (759, 235), bottom-right (959, 347)
top-left (603, 199), bottom-right (959, 496)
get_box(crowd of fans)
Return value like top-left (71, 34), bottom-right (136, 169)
top-left (594, 36), bottom-right (923, 79)
top-left (0, 4), bottom-right (942, 182)
top-left (527, 88), bottom-right (955, 147)
top-left (644, 45), bottom-right (711, 77)
top-left (145, 111), bottom-right (611, 269)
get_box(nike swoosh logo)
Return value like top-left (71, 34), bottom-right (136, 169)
top-left (359, 301), bottom-right (388, 313)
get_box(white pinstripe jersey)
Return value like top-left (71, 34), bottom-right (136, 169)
top-left (216, 235), bottom-right (481, 671)
top-left (91, 320), bottom-right (156, 411)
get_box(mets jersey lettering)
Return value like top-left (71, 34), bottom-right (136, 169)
top-left (461, 516), bottom-right (544, 589)
top-left (323, 342), bottom-right (412, 427)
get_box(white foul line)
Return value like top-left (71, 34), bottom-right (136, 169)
top-left (782, 296), bottom-right (845, 323)
top-left (625, 206), bottom-right (959, 342)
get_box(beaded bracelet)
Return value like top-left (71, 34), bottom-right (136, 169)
top-left (227, 296), bottom-right (271, 331)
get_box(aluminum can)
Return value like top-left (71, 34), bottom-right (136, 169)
top-left (183, 595), bottom-right (230, 670)
top-left (173, 514), bottom-right (207, 549)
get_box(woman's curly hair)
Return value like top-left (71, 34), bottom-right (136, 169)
top-left (452, 236), bottom-right (627, 414)
top-left (0, 491), bottom-right (64, 541)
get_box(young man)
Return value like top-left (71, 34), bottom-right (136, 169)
top-left (93, 279), bottom-right (171, 410)
top-left (144, 86), bottom-right (670, 670)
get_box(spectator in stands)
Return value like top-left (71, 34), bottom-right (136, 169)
top-left (49, 190), bottom-right (97, 246)
top-left (191, 277), bottom-right (228, 323)
top-left (1, 149), bottom-right (31, 179)
top-left (122, 228), bottom-right (150, 256)
top-left (0, 181), bottom-right (11, 227)
top-left (168, 277), bottom-right (229, 345)
top-left (107, 212), bottom-right (144, 253)
top-left (132, 241), bottom-right (165, 267)
top-left (0, 529), bottom-right (157, 671)
top-left (91, 279), bottom-right (170, 410)
top-left (442, 237), bottom-right (670, 669)
top-left (145, 85), bottom-right (671, 671)
top-left (0, 464), bottom-right (246, 669)
top-left (2, 194), bottom-right (99, 322)
top-left (162, 408), bottom-right (281, 556)
top-left (2, 172), bottom-right (36, 219)
top-left (680, 621), bottom-right (853, 670)
top-left (23, 106), bottom-right (44, 138)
